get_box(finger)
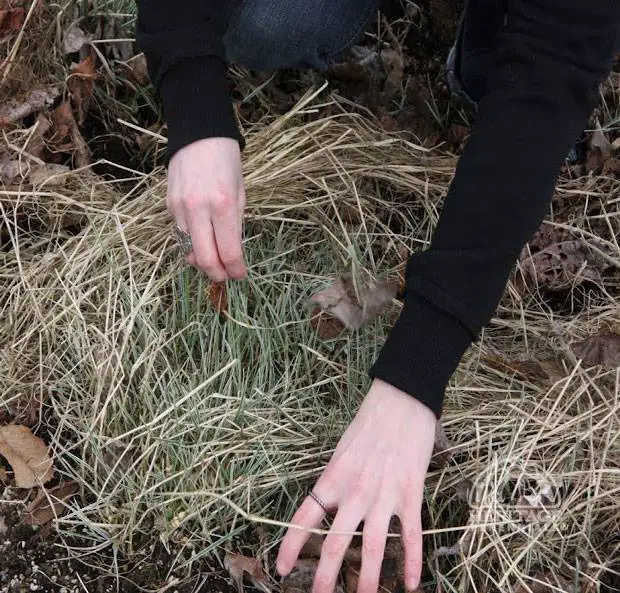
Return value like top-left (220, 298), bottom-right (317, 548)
top-left (186, 212), bottom-right (227, 281)
top-left (356, 509), bottom-right (391, 593)
top-left (211, 192), bottom-right (247, 279)
top-left (312, 502), bottom-right (365, 593)
top-left (398, 506), bottom-right (423, 591)
top-left (276, 494), bottom-right (331, 577)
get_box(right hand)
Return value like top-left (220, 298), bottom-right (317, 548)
top-left (167, 137), bottom-right (247, 281)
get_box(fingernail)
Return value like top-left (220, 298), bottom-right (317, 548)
top-left (276, 561), bottom-right (288, 577)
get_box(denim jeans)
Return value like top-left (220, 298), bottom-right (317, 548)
top-left (223, 0), bottom-right (379, 71)
top-left (222, 0), bottom-right (505, 106)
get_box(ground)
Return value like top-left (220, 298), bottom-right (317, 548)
top-left (1, 0), bottom-right (620, 592)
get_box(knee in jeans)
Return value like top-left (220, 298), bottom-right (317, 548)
top-left (224, 5), bottom-right (321, 71)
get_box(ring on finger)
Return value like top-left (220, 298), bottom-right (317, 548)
top-left (174, 225), bottom-right (193, 256)
top-left (309, 490), bottom-right (332, 516)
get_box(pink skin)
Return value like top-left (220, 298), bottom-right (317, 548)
top-left (167, 137), bottom-right (247, 281)
top-left (169, 140), bottom-right (435, 593)
top-left (277, 379), bottom-right (436, 593)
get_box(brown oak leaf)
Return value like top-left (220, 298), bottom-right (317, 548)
top-left (24, 482), bottom-right (79, 525)
top-left (518, 240), bottom-right (611, 291)
top-left (224, 552), bottom-right (270, 593)
top-left (309, 272), bottom-right (398, 333)
top-left (0, 425), bottom-right (53, 488)
top-left (571, 331), bottom-right (620, 369)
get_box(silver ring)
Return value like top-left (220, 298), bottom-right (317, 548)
top-left (309, 491), bottom-right (330, 515)
top-left (174, 225), bottom-right (192, 256)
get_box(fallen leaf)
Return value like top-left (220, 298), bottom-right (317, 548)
top-left (125, 53), bottom-right (150, 86)
top-left (23, 482), bottom-right (79, 525)
top-left (48, 102), bottom-right (90, 168)
top-left (0, 7), bottom-right (25, 33)
top-left (571, 331), bottom-right (620, 368)
top-left (0, 160), bottom-right (70, 187)
top-left (0, 425), bottom-right (53, 488)
top-left (430, 420), bottom-right (454, 469)
top-left (308, 272), bottom-right (398, 332)
top-left (300, 534), bottom-right (362, 564)
top-left (0, 87), bottom-right (61, 127)
top-left (309, 307), bottom-right (347, 339)
top-left (282, 559), bottom-right (322, 593)
top-left (586, 124), bottom-right (611, 172)
top-left (380, 48), bottom-right (405, 95)
top-left (483, 355), bottom-right (566, 385)
top-left (207, 282), bottom-right (228, 313)
top-left (1, 158), bottom-right (22, 184)
top-left (26, 114), bottom-right (51, 160)
top-left (29, 164), bottom-right (71, 187)
top-left (518, 240), bottom-right (611, 291)
top-left (62, 24), bottom-right (91, 54)
top-left (0, 466), bottom-right (7, 482)
top-left (68, 54), bottom-right (97, 125)
top-left (0, 516), bottom-right (6, 536)
top-left (344, 562), bottom-right (358, 593)
top-left (223, 552), bottom-right (270, 593)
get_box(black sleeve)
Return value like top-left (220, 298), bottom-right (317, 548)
top-left (135, 0), bottom-right (243, 160)
top-left (370, 0), bottom-right (620, 417)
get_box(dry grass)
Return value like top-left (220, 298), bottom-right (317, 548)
top-left (1, 67), bottom-right (620, 593)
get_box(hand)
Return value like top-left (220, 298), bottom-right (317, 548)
top-left (276, 379), bottom-right (436, 593)
top-left (168, 137), bottom-right (247, 281)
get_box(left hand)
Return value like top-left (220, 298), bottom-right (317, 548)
top-left (276, 378), bottom-right (437, 593)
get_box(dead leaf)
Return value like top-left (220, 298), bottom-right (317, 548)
top-left (0, 160), bottom-right (70, 187)
top-left (380, 48), bottom-right (405, 95)
top-left (125, 53), bottom-right (150, 86)
top-left (223, 552), bottom-right (270, 593)
top-left (344, 563), bottom-right (358, 593)
top-left (308, 272), bottom-right (398, 332)
top-left (68, 54), bottom-right (97, 125)
top-left (0, 466), bottom-right (7, 483)
top-left (29, 164), bottom-right (71, 187)
top-left (26, 114), bottom-right (51, 160)
top-left (586, 124), bottom-right (611, 172)
top-left (0, 425), bottom-right (53, 488)
top-left (309, 307), bottom-right (347, 339)
top-left (207, 282), bottom-right (228, 313)
top-left (48, 102), bottom-right (90, 168)
top-left (300, 534), bottom-right (362, 564)
top-left (23, 482), bottom-right (79, 525)
top-left (282, 559), bottom-right (321, 593)
top-left (0, 7), bottom-right (25, 33)
top-left (62, 24), bottom-right (91, 54)
top-left (571, 331), bottom-right (620, 369)
top-left (483, 355), bottom-right (566, 385)
top-left (430, 420), bottom-right (454, 469)
top-left (1, 158), bottom-right (22, 184)
top-left (518, 240), bottom-right (611, 291)
top-left (0, 87), bottom-right (61, 127)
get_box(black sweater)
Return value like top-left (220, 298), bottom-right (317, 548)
top-left (136, 1), bottom-right (620, 417)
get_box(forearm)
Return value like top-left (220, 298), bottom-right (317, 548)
top-left (135, 0), bottom-right (243, 159)
top-left (371, 0), bottom-right (620, 416)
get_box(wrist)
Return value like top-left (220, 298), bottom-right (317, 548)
top-left (368, 378), bottom-right (437, 427)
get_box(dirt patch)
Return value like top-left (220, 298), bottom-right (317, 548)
top-left (0, 497), bottom-right (237, 593)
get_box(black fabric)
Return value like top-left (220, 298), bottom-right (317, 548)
top-left (135, 0), bottom-right (244, 160)
top-left (371, 0), bottom-right (620, 416)
top-left (136, 0), bottom-right (620, 417)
